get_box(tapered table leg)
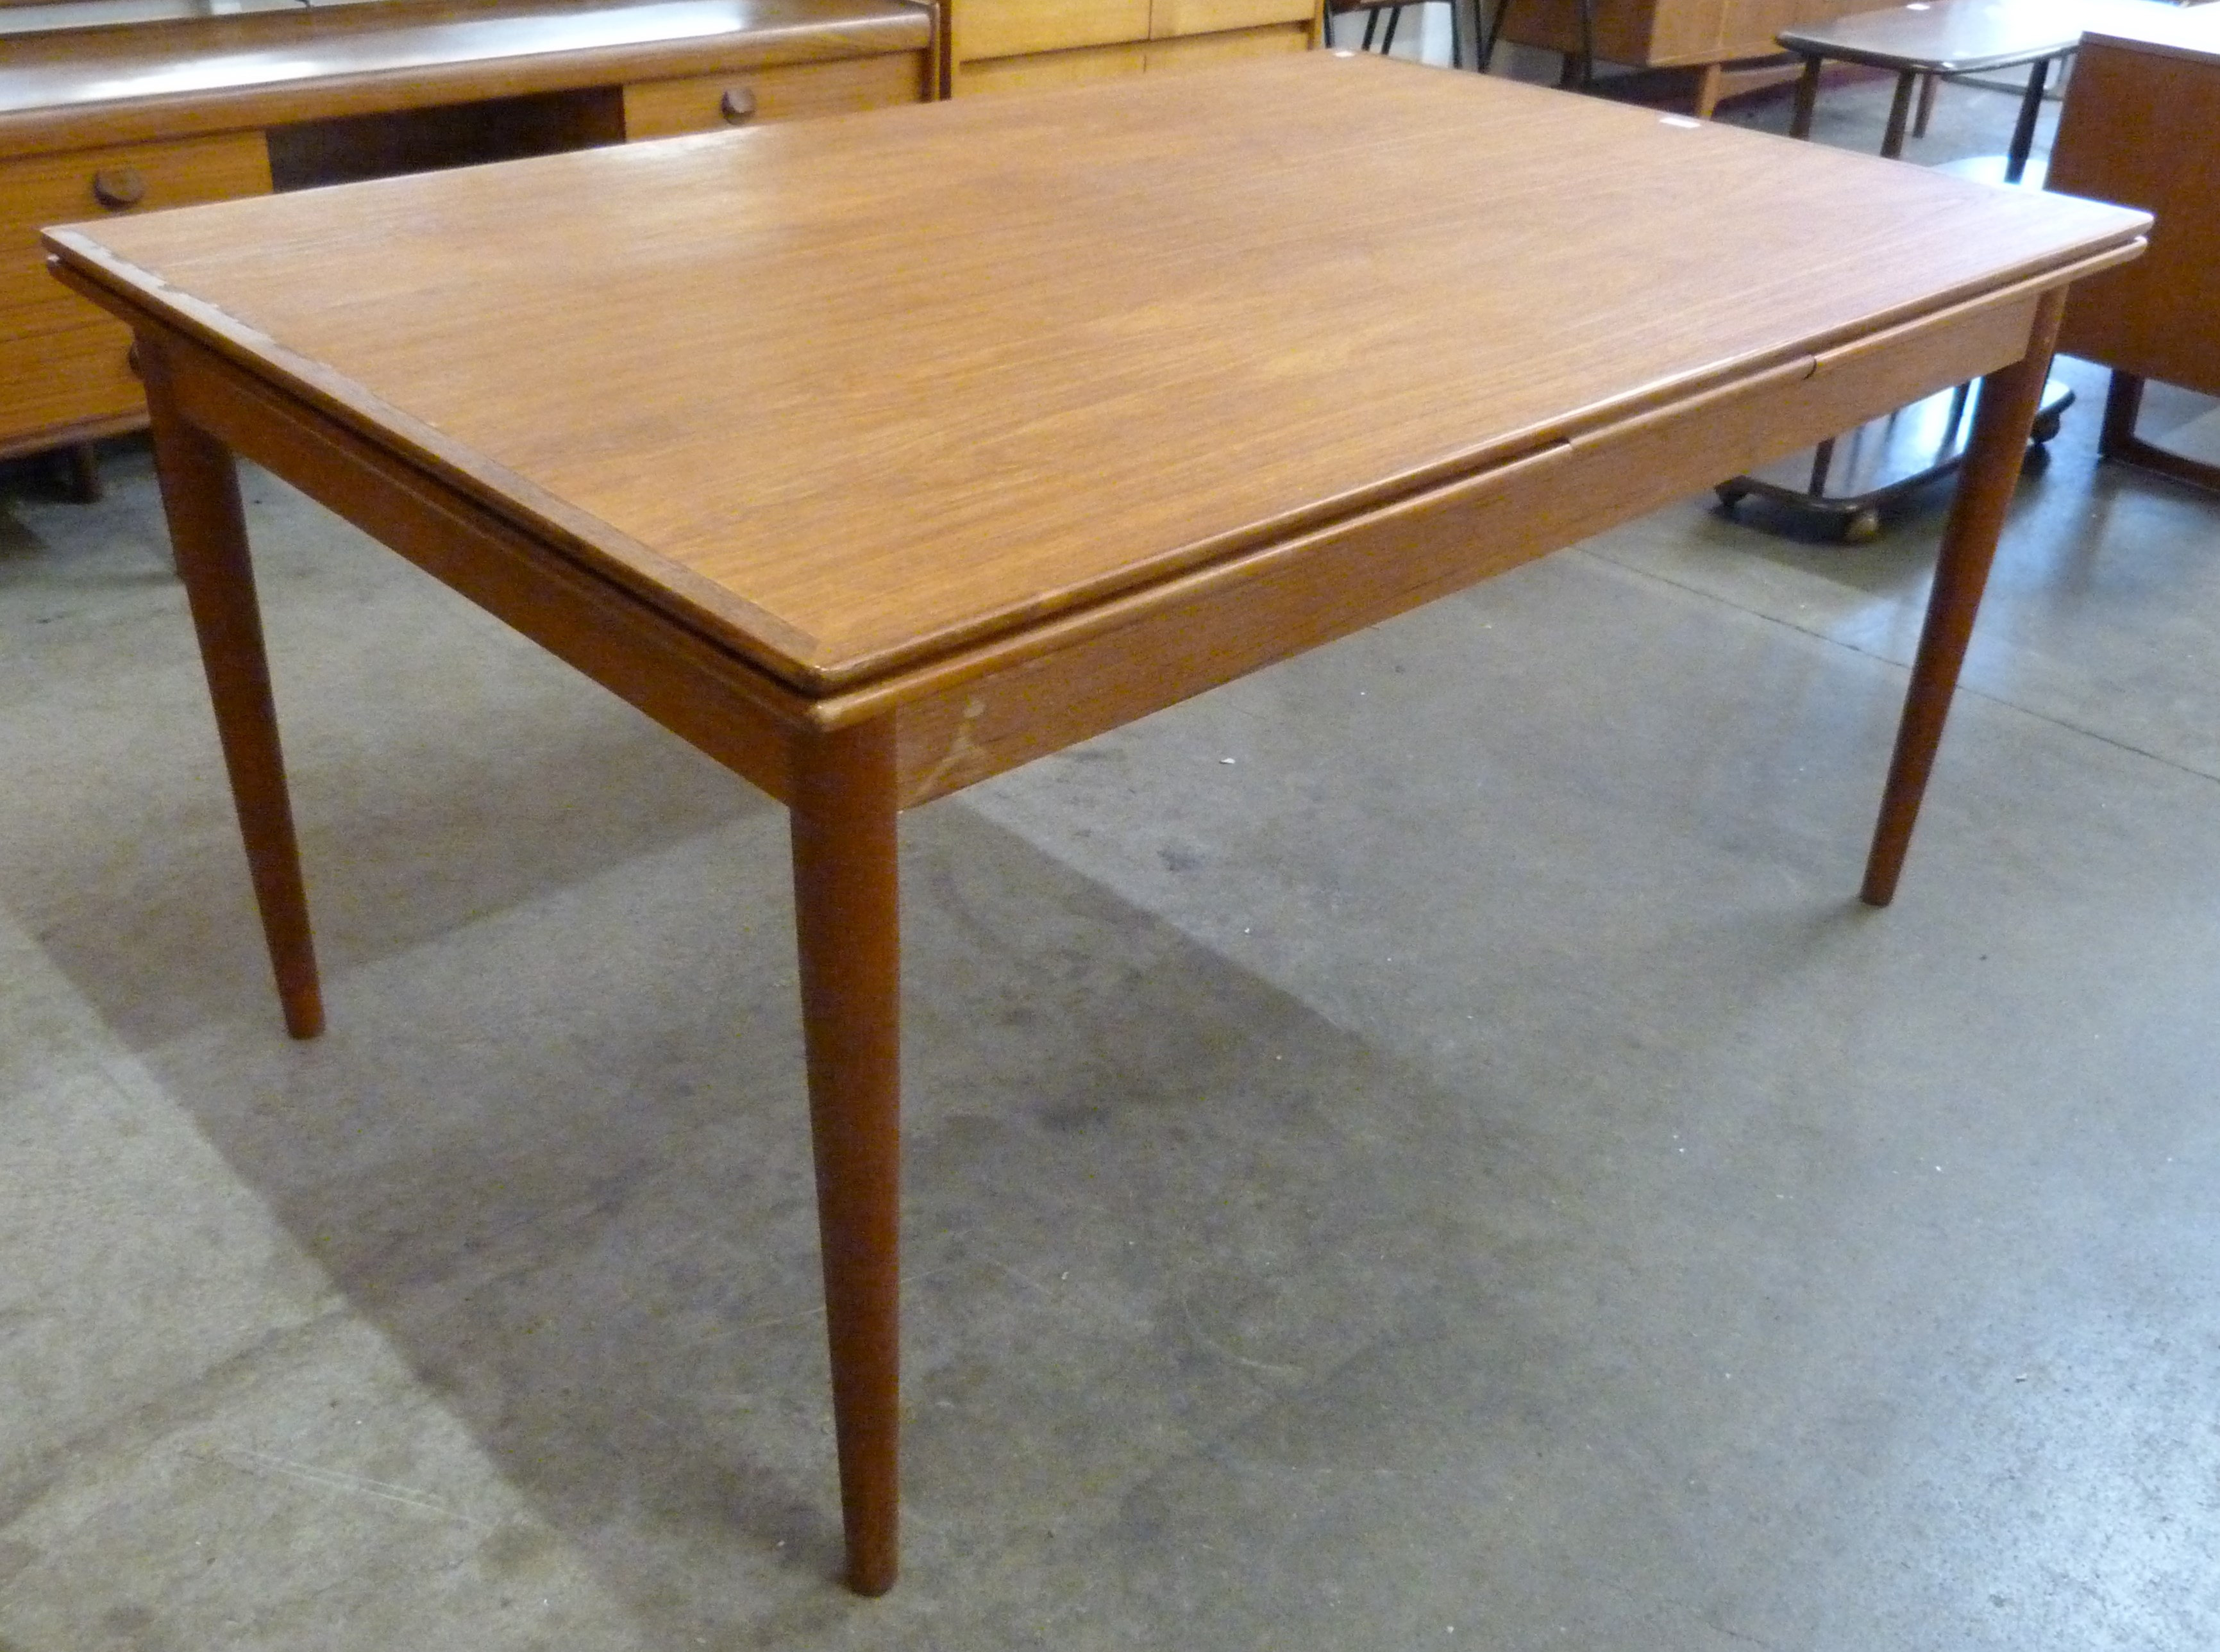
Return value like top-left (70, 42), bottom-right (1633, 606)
top-left (789, 716), bottom-right (902, 1596)
top-left (1790, 54), bottom-right (1822, 139)
top-left (1861, 288), bottom-right (2067, 908)
top-left (1880, 69), bottom-right (1919, 159)
top-left (141, 337), bottom-right (323, 1038)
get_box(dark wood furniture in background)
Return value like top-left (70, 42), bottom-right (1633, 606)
top-left (46, 53), bottom-right (2143, 1594)
top-left (1, 0), bottom-right (932, 476)
top-left (1491, 0), bottom-right (1866, 115)
top-left (2047, 0), bottom-right (2220, 492)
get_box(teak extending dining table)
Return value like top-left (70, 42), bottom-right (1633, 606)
top-left (43, 53), bottom-right (2146, 1594)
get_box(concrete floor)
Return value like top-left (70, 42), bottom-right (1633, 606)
top-left (5, 66), bottom-right (2220, 1652)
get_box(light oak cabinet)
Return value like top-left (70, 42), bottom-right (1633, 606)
top-left (0, 0), bottom-right (932, 462)
top-left (952, 0), bottom-right (1318, 96)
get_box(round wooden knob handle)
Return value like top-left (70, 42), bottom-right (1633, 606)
top-left (719, 87), bottom-right (758, 124)
top-left (92, 167), bottom-right (146, 209)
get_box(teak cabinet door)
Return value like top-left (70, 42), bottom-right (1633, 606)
top-left (955, 0), bottom-right (1154, 60)
top-left (1151, 0), bottom-right (1314, 36)
top-left (956, 41), bottom-right (1150, 92)
top-left (1145, 22), bottom-right (1310, 66)
top-left (951, 0), bottom-right (1315, 94)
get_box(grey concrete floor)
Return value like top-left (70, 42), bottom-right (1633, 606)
top-left (6, 67), bottom-right (2220, 1652)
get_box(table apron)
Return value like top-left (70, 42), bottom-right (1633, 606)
top-left (888, 286), bottom-right (2046, 806)
top-left (142, 318), bottom-right (816, 802)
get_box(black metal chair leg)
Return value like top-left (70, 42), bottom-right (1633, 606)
top-left (2005, 53), bottom-right (2053, 183)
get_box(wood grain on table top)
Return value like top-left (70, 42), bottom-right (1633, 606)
top-left (46, 53), bottom-right (2147, 694)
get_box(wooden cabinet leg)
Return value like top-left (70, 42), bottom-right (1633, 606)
top-left (1861, 287), bottom-right (2067, 907)
top-left (2099, 369), bottom-right (2144, 458)
top-left (1693, 62), bottom-right (1724, 120)
top-left (790, 717), bottom-right (903, 1596)
top-left (140, 336), bottom-right (323, 1038)
top-left (62, 441), bottom-right (103, 504)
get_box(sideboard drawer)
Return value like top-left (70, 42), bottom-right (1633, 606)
top-left (956, 0), bottom-right (1154, 60)
top-left (955, 39), bottom-right (1150, 92)
top-left (1145, 21), bottom-right (1309, 63)
top-left (1, 131), bottom-right (272, 330)
top-left (0, 319), bottom-right (140, 446)
top-left (622, 51), bottom-right (928, 138)
top-left (1150, 0), bottom-right (1313, 38)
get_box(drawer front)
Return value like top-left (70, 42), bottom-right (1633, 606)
top-left (1143, 22), bottom-right (1309, 67)
top-left (956, 0), bottom-right (1153, 62)
top-left (622, 52), bottom-right (929, 140)
top-left (1, 131), bottom-right (272, 333)
top-left (1150, 0), bottom-right (1312, 39)
top-left (1497, 0), bottom-right (1662, 66)
top-left (0, 319), bottom-right (142, 447)
top-left (954, 40), bottom-right (1149, 92)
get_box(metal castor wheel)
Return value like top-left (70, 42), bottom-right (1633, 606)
top-left (1714, 481), bottom-right (1749, 515)
top-left (1842, 506), bottom-right (1882, 544)
top-left (2029, 406), bottom-right (2064, 446)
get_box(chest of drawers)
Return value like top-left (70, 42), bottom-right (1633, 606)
top-left (1, 0), bottom-right (934, 462)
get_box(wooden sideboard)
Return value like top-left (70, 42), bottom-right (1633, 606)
top-left (2046, 0), bottom-right (2220, 491)
top-left (949, 0), bottom-right (1319, 97)
top-left (1493, 0), bottom-right (1866, 112)
top-left (1, 0), bottom-right (933, 465)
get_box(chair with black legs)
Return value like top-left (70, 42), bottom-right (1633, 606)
top-left (1327, 0), bottom-right (1414, 55)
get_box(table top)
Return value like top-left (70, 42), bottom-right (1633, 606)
top-left (1778, 0), bottom-right (2174, 72)
top-left (46, 53), bottom-right (2148, 696)
top-left (0, 0), bottom-right (929, 147)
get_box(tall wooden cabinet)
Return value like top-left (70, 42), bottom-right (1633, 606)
top-left (951, 0), bottom-right (1319, 96)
